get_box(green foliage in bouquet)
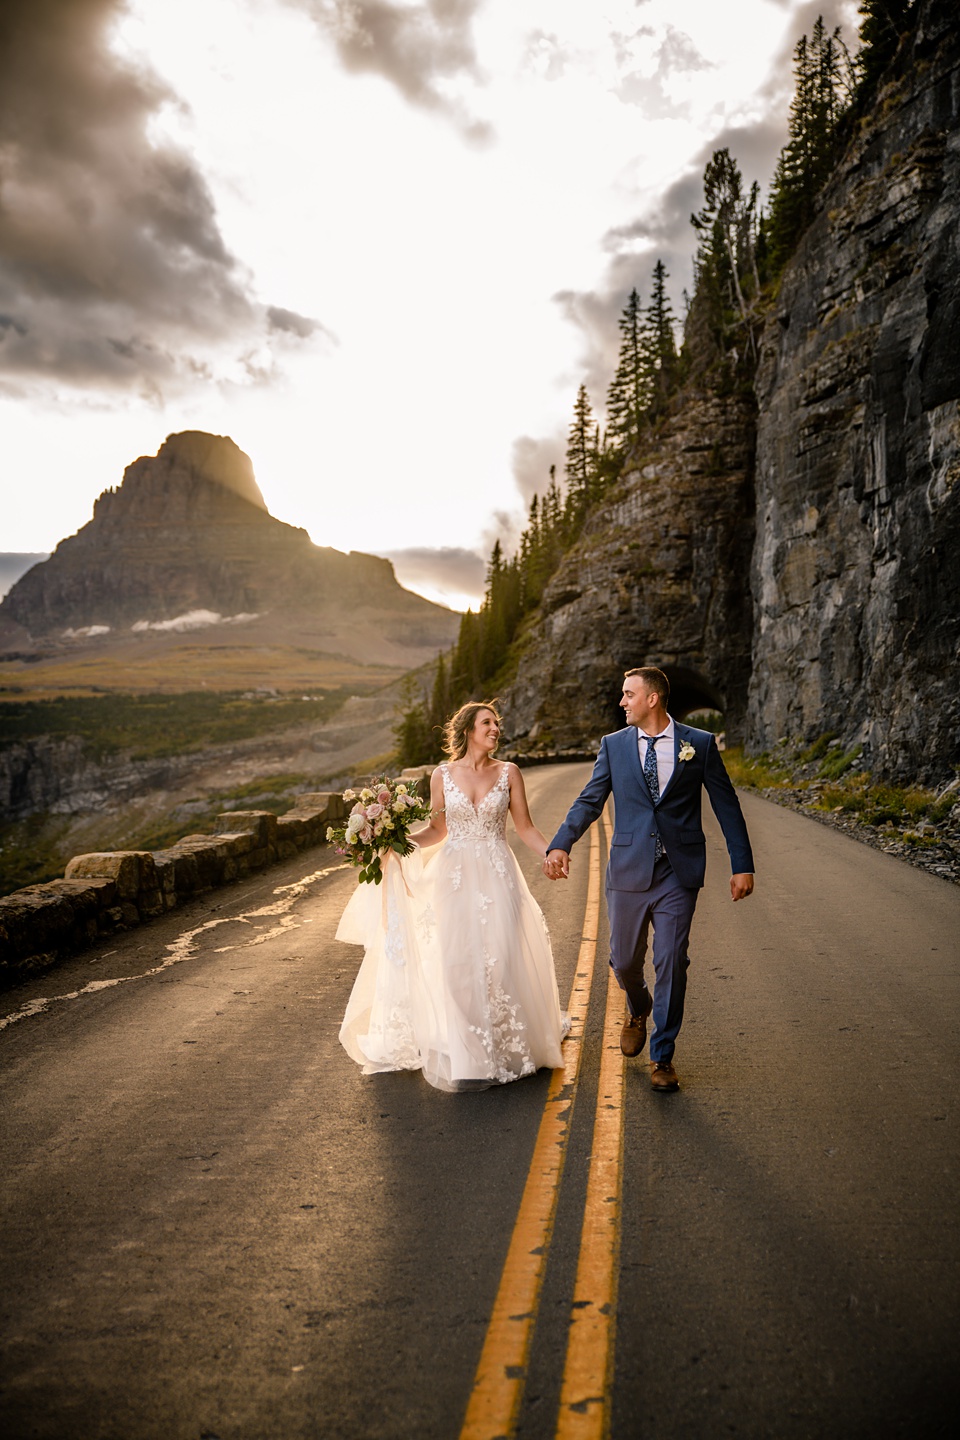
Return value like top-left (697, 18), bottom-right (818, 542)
top-left (326, 776), bottom-right (432, 884)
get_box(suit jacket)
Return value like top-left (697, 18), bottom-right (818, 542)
top-left (548, 723), bottom-right (755, 892)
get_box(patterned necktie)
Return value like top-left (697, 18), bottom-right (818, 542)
top-left (644, 736), bottom-right (663, 858)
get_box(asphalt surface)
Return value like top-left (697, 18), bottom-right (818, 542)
top-left (1, 764), bottom-right (958, 1440)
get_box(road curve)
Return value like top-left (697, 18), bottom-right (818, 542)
top-left (1, 766), bottom-right (957, 1440)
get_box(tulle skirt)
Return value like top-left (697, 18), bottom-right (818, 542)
top-left (337, 838), bottom-right (566, 1092)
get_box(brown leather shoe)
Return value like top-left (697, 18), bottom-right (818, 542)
top-left (620, 992), bottom-right (653, 1057)
top-left (650, 1060), bottom-right (680, 1092)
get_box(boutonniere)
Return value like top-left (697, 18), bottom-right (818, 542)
top-left (678, 741), bottom-right (696, 763)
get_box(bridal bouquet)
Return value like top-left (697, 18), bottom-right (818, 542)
top-left (326, 777), bottom-right (431, 885)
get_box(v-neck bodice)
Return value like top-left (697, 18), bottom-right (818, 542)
top-left (441, 763), bottom-right (510, 843)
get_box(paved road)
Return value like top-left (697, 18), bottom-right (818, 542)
top-left (1, 766), bottom-right (958, 1440)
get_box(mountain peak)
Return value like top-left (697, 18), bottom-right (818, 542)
top-left (125, 431), bottom-right (268, 512)
top-left (0, 433), bottom-right (460, 672)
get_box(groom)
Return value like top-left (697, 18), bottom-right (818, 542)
top-left (544, 667), bottom-right (754, 1092)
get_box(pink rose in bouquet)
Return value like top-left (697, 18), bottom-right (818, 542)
top-left (326, 775), bottom-right (432, 884)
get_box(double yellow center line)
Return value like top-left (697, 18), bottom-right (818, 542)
top-left (460, 813), bottom-right (626, 1440)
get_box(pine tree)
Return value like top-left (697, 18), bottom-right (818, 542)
top-left (644, 260), bottom-right (678, 413)
top-left (430, 650), bottom-right (450, 729)
top-left (692, 149), bottom-right (751, 332)
top-left (606, 289), bottom-right (652, 450)
top-left (689, 147), bottom-right (765, 364)
top-left (451, 609), bottom-right (481, 698)
top-left (767, 18), bottom-right (855, 272)
top-left (393, 674), bottom-right (435, 766)
top-left (539, 469), bottom-right (566, 576)
top-left (564, 384), bottom-right (597, 534)
top-left (856, 0), bottom-right (916, 95)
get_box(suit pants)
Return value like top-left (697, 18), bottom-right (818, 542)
top-left (606, 855), bottom-right (699, 1063)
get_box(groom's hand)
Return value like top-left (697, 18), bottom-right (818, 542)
top-left (730, 873), bottom-right (754, 901)
top-left (545, 849), bottom-right (570, 880)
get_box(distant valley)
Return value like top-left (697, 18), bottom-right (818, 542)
top-left (0, 432), bottom-right (456, 891)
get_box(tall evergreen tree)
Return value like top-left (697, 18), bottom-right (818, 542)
top-left (644, 260), bottom-right (678, 412)
top-left (564, 383), bottom-right (598, 532)
top-left (767, 17), bottom-right (855, 272)
top-left (606, 288), bottom-right (653, 449)
top-left (688, 147), bottom-right (765, 365)
top-left (393, 674), bottom-right (435, 766)
top-left (692, 149), bottom-right (756, 332)
top-left (856, 0), bottom-right (917, 94)
top-left (430, 650), bottom-right (450, 728)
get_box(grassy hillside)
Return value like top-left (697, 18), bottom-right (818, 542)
top-left (0, 688), bottom-right (360, 760)
top-left (0, 644), bottom-right (404, 700)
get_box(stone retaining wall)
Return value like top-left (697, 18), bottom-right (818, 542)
top-left (0, 762), bottom-right (572, 985)
top-left (0, 791), bottom-right (347, 985)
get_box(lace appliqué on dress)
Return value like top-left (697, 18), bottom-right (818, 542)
top-left (469, 952), bottom-right (536, 1083)
top-left (415, 902), bottom-right (437, 944)
top-left (441, 763), bottom-right (511, 844)
top-left (364, 1005), bottom-right (419, 1070)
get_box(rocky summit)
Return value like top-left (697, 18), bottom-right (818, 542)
top-left (0, 431), bottom-right (459, 672)
top-left (504, 0), bottom-right (959, 785)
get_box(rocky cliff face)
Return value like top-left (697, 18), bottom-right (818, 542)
top-left (505, 0), bottom-right (958, 782)
top-left (0, 431), bottom-right (459, 666)
top-left (503, 390), bottom-right (756, 749)
top-left (0, 735), bottom-right (196, 820)
top-left (747, 0), bottom-right (960, 783)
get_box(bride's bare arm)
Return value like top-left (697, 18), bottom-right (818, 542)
top-left (507, 763), bottom-right (550, 859)
top-left (408, 767), bottom-right (447, 848)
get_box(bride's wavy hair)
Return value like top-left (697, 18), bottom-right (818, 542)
top-left (442, 700), bottom-right (502, 761)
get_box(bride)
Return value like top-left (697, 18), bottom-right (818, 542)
top-left (337, 701), bottom-right (567, 1092)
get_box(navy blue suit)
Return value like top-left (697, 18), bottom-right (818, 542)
top-left (549, 723), bottom-right (754, 1062)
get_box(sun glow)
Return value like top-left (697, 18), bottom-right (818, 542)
top-left (2, 0), bottom-right (860, 606)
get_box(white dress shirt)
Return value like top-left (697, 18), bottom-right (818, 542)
top-left (637, 716), bottom-right (675, 796)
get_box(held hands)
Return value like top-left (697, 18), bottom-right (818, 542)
top-left (543, 849), bottom-right (570, 881)
top-left (543, 851), bottom-right (751, 893)
top-left (730, 873), bottom-right (754, 901)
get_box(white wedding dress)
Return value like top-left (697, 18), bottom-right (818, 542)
top-left (337, 763), bottom-right (567, 1092)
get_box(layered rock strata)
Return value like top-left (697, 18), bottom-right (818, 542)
top-left (502, 391), bottom-right (756, 749)
top-left (505, 0), bottom-right (958, 783)
top-left (747, 0), bottom-right (960, 783)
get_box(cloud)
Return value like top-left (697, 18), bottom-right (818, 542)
top-left (267, 306), bottom-right (336, 343)
top-left (601, 115), bottom-right (791, 267)
top-left (381, 545), bottom-right (485, 604)
top-left (0, 0), bottom-right (323, 397)
top-left (290, 0), bottom-right (491, 139)
top-left (552, 284), bottom-right (632, 411)
top-left (555, 106), bottom-right (822, 414)
top-left (511, 433), bottom-right (566, 506)
top-left (477, 508), bottom-right (525, 568)
top-left (614, 24), bottom-right (712, 117)
top-left (520, 29), bottom-right (583, 84)
top-left (657, 26), bottom-right (711, 77)
top-left (546, 0), bottom-right (862, 413)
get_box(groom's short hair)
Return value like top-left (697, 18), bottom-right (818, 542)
top-left (624, 666), bottom-right (670, 703)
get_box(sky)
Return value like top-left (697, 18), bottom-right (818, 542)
top-left (0, 0), bottom-right (859, 610)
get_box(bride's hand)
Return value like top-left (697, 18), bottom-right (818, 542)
top-left (543, 849), bottom-right (569, 880)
